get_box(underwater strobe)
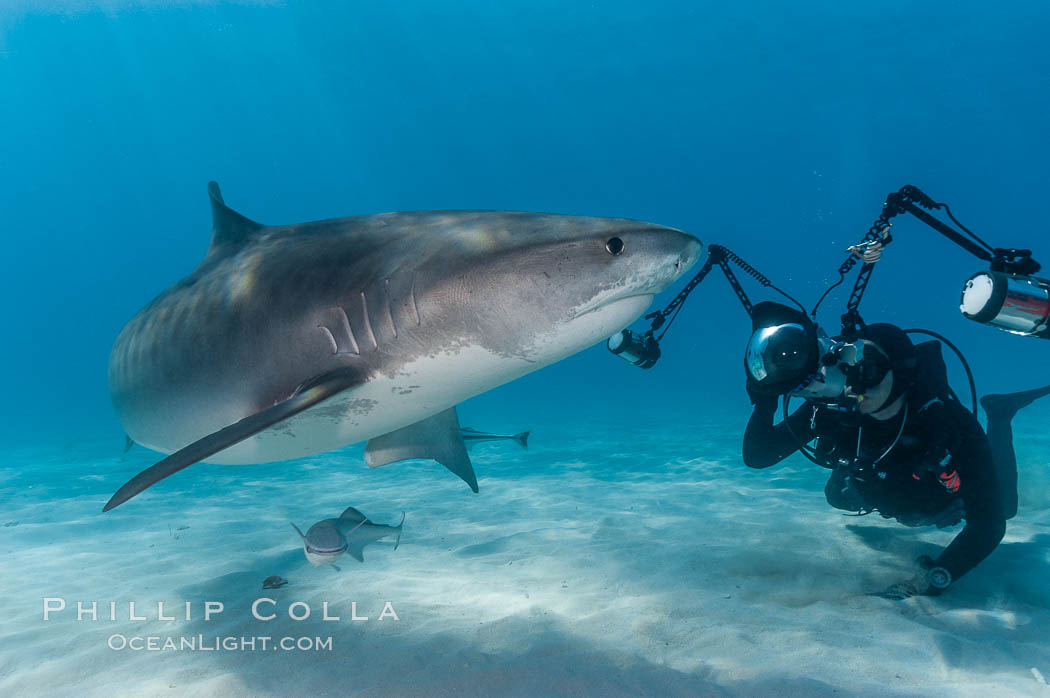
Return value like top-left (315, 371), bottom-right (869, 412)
top-left (834, 185), bottom-right (1050, 341)
top-left (607, 329), bottom-right (661, 369)
top-left (961, 270), bottom-right (1050, 339)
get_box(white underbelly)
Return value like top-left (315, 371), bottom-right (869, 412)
top-left (188, 293), bottom-right (650, 465)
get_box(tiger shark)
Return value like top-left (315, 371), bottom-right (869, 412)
top-left (104, 182), bottom-right (701, 511)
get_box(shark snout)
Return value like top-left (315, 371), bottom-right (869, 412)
top-left (639, 228), bottom-right (703, 294)
top-left (677, 234), bottom-right (703, 277)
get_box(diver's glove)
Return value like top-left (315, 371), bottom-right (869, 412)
top-left (871, 555), bottom-right (953, 600)
top-left (746, 377), bottom-right (777, 409)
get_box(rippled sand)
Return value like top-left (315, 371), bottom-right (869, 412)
top-left (2, 408), bottom-right (1049, 697)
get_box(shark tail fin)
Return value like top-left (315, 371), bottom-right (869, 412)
top-left (513, 431), bottom-right (530, 451)
top-left (393, 512), bottom-right (405, 550)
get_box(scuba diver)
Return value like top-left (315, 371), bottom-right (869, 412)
top-left (741, 301), bottom-right (1050, 598)
top-left (608, 184), bottom-right (1050, 599)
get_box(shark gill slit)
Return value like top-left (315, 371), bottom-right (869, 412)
top-left (409, 273), bottom-right (421, 326)
top-left (360, 291), bottom-right (379, 350)
top-left (334, 305), bottom-right (360, 355)
top-left (318, 325), bottom-right (339, 354)
top-left (384, 278), bottom-right (397, 338)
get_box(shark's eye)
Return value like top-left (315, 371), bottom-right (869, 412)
top-left (606, 237), bottom-right (625, 256)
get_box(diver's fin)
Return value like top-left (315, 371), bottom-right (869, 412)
top-left (207, 181), bottom-right (264, 253)
top-left (123, 435), bottom-right (135, 454)
top-left (981, 384), bottom-right (1050, 421)
top-left (513, 431), bottom-right (530, 450)
top-left (103, 367), bottom-right (363, 512)
top-left (339, 506), bottom-right (368, 523)
top-left (364, 407), bottom-right (478, 492)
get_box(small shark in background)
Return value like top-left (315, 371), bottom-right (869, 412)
top-left (460, 427), bottom-right (529, 451)
top-left (291, 506), bottom-right (404, 569)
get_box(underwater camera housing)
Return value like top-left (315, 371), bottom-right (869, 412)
top-left (607, 329), bottom-right (661, 369)
top-left (960, 270), bottom-right (1050, 339)
top-left (791, 337), bottom-right (890, 405)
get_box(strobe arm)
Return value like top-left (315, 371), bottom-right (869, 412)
top-left (608, 245), bottom-right (804, 369)
top-left (839, 185), bottom-right (1050, 340)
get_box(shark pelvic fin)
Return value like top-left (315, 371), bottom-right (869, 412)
top-left (207, 181), bottom-right (264, 253)
top-left (364, 407), bottom-right (479, 492)
top-left (103, 367), bottom-right (363, 512)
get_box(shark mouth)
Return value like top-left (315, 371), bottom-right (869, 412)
top-left (307, 545), bottom-right (347, 555)
top-left (573, 292), bottom-right (655, 320)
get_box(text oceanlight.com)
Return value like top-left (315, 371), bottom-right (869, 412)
top-left (108, 635), bottom-right (334, 652)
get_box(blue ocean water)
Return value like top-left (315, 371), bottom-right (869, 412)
top-left (2, 1), bottom-right (1050, 696)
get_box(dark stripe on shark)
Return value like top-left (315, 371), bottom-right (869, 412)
top-left (103, 367), bottom-right (364, 512)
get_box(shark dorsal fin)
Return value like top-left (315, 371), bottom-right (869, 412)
top-left (339, 506), bottom-right (368, 523)
top-left (207, 181), bottom-right (264, 253)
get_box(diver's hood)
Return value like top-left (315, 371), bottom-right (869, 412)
top-left (744, 301), bottom-right (820, 396)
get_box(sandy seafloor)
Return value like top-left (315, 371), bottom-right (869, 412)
top-left (2, 406), bottom-right (1050, 698)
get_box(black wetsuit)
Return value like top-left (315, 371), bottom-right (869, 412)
top-left (743, 376), bottom-right (1007, 585)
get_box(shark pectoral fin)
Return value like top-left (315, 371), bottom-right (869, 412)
top-left (346, 545), bottom-right (365, 563)
top-left (364, 407), bottom-right (479, 493)
top-left (123, 435), bottom-right (135, 454)
top-left (103, 367), bottom-right (363, 512)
